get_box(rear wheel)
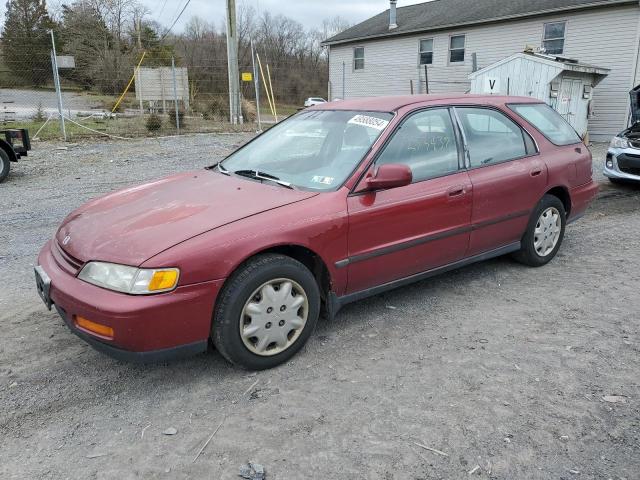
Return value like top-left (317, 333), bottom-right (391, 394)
top-left (212, 254), bottom-right (320, 370)
top-left (0, 148), bottom-right (10, 183)
top-left (513, 194), bottom-right (566, 267)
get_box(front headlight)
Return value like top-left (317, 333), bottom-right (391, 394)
top-left (610, 136), bottom-right (629, 149)
top-left (78, 262), bottom-right (180, 294)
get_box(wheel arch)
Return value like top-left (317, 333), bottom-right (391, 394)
top-left (219, 244), bottom-right (334, 318)
top-left (545, 186), bottom-right (571, 217)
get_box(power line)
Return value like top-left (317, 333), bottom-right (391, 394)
top-left (156, 0), bottom-right (169, 20)
top-left (160, 0), bottom-right (192, 42)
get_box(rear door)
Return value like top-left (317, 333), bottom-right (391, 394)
top-left (345, 107), bottom-right (473, 294)
top-left (453, 106), bottom-right (546, 256)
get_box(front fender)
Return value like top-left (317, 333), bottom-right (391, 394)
top-left (141, 191), bottom-right (350, 295)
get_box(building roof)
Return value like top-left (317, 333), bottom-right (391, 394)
top-left (309, 94), bottom-right (541, 112)
top-left (323, 0), bottom-right (635, 45)
top-left (469, 51), bottom-right (611, 78)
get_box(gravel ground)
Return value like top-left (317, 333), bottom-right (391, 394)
top-left (1, 137), bottom-right (639, 480)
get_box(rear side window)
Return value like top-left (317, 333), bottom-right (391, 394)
top-left (509, 103), bottom-right (581, 146)
top-left (455, 107), bottom-right (528, 167)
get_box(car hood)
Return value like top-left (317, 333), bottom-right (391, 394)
top-left (56, 170), bottom-right (318, 266)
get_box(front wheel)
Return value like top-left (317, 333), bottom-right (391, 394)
top-left (513, 195), bottom-right (566, 267)
top-left (212, 254), bottom-right (320, 370)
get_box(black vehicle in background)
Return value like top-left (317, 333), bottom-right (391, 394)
top-left (0, 128), bottom-right (31, 183)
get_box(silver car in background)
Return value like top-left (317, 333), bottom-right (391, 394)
top-left (304, 97), bottom-right (327, 107)
top-left (604, 86), bottom-right (640, 184)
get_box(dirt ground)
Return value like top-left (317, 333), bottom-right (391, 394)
top-left (1, 137), bottom-right (638, 480)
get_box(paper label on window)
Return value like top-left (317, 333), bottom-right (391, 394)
top-left (311, 176), bottom-right (334, 185)
top-left (348, 115), bottom-right (389, 131)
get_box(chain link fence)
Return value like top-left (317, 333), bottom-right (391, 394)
top-left (0, 45), bottom-right (328, 141)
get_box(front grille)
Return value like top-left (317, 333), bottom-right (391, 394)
top-left (52, 241), bottom-right (84, 275)
top-left (617, 153), bottom-right (640, 176)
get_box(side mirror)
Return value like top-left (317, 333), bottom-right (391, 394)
top-left (365, 163), bottom-right (412, 191)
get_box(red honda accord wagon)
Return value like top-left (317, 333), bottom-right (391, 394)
top-left (35, 95), bottom-right (598, 369)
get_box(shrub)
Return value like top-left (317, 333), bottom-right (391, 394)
top-left (206, 96), bottom-right (229, 120)
top-left (168, 109), bottom-right (186, 128)
top-left (145, 113), bottom-right (162, 132)
top-left (241, 99), bottom-right (257, 122)
top-left (32, 102), bottom-right (46, 122)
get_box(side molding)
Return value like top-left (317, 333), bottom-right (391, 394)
top-left (326, 242), bottom-right (521, 319)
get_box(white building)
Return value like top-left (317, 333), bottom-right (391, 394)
top-left (323, 0), bottom-right (640, 141)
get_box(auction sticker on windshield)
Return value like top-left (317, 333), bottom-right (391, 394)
top-left (311, 176), bottom-right (334, 185)
top-left (348, 114), bottom-right (389, 131)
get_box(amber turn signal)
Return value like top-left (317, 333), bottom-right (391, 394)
top-left (75, 316), bottom-right (114, 339)
top-left (148, 270), bottom-right (179, 291)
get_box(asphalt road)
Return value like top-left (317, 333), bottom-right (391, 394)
top-left (1, 137), bottom-right (638, 479)
top-left (0, 88), bottom-right (108, 120)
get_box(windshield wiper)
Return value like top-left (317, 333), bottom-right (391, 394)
top-left (217, 163), bottom-right (230, 175)
top-left (233, 169), bottom-right (294, 189)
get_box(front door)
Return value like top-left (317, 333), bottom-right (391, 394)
top-left (345, 107), bottom-right (473, 294)
top-left (558, 78), bottom-right (583, 132)
top-left (453, 107), bottom-right (548, 256)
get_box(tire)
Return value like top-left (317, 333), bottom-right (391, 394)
top-left (608, 177), bottom-right (628, 185)
top-left (513, 194), bottom-right (566, 267)
top-left (0, 148), bottom-right (10, 183)
top-left (212, 254), bottom-right (320, 370)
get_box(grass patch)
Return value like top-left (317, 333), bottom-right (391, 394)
top-left (9, 114), bottom-right (260, 141)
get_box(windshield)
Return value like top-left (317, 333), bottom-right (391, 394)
top-left (220, 110), bottom-right (393, 191)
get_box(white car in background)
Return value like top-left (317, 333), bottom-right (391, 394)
top-left (604, 85), bottom-right (640, 184)
top-left (304, 97), bottom-right (327, 107)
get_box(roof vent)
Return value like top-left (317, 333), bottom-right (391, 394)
top-left (389, 0), bottom-right (398, 30)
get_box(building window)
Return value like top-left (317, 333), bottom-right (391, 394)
top-left (543, 22), bottom-right (566, 55)
top-left (449, 35), bottom-right (465, 63)
top-left (419, 39), bottom-right (433, 65)
top-left (353, 47), bottom-right (365, 70)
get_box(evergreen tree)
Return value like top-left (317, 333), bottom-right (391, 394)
top-left (59, 2), bottom-right (111, 90)
top-left (1, 0), bottom-right (55, 86)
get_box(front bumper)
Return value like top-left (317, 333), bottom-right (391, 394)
top-left (604, 147), bottom-right (640, 182)
top-left (37, 240), bottom-right (224, 362)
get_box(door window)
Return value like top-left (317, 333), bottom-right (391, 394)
top-left (455, 108), bottom-right (528, 167)
top-left (376, 108), bottom-right (460, 182)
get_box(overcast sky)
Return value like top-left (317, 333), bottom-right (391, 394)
top-left (141, 0), bottom-right (428, 31)
top-left (0, 0), bottom-right (429, 34)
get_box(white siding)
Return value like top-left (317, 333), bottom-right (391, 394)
top-left (329, 4), bottom-right (640, 140)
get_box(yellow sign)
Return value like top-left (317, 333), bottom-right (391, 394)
top-left (241, 72), bottom-right (253, 82)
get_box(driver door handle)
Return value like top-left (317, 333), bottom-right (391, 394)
top-left (530, 168), bottom-right (543, 177)
top-left (447, 185), bottom-right (466, 197)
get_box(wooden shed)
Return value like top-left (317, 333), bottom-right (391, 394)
top-left (469, 52), bottom-right (609, 138)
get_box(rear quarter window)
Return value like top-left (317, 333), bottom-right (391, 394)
top-left (509, 103), bottom-right (581, 146)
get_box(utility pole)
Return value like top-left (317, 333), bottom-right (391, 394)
top-left (226, 0), bottom-right (242, 124)
top-left (49, 30), bottom-right (66, 141)
top-left (137, 18), bottom-right (142, 49)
